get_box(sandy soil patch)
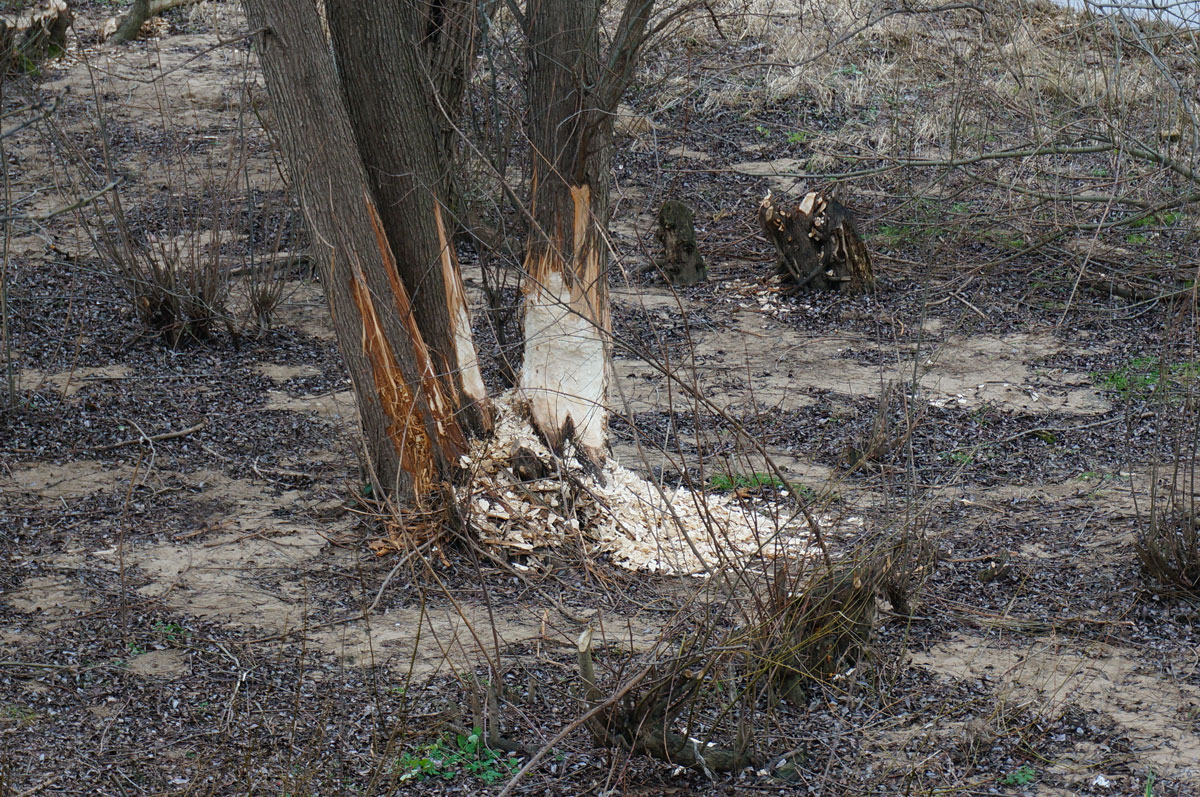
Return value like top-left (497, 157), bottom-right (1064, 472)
top-left (911, 636), bottom-right (1200, 784)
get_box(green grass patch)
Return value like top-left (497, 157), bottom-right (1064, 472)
top-left (1131, 211), bottom-right (1183, 228)
top-left (708, 472), bottom-right (819, 501)
top-left (1000, 764), bottom-right (1036, 787)
top-left (1091, 355), bottom-right (1200, 399)
top-left (873, 224), bottom-right (913, 246)
top-left (709, 472), bottom-right (788, 492)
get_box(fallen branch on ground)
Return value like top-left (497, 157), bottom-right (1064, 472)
top-left (93, 421), bottom-right (205, 450)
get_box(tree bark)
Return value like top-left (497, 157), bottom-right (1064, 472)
top-left (327, 0), bottom-right (490, 438)
top-left (1, 0), bottom-right (71, 59)
top-left (655, 199), bottom-right (706, 285)
top-left (243, 0), bottom-right (469, 503)
top-left (110, 0), bottom-right (150, 44)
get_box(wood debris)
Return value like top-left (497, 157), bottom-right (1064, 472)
top-left (459, 392), bottom-right (828, 575)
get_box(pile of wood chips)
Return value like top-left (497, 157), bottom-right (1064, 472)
top-left (460, 393), bottom-right (819, 575)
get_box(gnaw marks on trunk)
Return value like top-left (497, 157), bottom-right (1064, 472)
top-left (758, 190), bottom-right (873, 293)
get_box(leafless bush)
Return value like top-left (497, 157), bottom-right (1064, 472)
top-left (1138, 502), bottom-right (1200, 597)
top-left (42, 46), bottom-right (293, 347)
top-left (841, 379), bottom-right (923, 470)
top-left (1136, 304), bottom-right (1200, 597)
top-left (89, 182), bottom-right (237, 347)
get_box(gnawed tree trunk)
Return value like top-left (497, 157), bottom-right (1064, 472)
top-left (327, 0), bottom-right (489, 437)
top-left (654, 199), bottom-right (706, 285)
top-left (107, 0), bottom-right (202, 44)
top-left (520, 0), bottom-right (653, 463)
top-left (0, 0), bottom-right (70, 62)
top-left (758, 190), bottom-right (873, 293)
top-left (244, 0), bottom-right (474, 504)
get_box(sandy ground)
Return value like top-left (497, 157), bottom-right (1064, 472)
top-left (1, 1), bottom-right (1198, 793)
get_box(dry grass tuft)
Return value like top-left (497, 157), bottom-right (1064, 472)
top-left (1138, 503), bottom-right (1200, 598)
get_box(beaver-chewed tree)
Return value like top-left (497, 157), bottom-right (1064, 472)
top-left (243, 0), bottom-right (656, 507)
top-left (758, 189), bottom-right (873, 293)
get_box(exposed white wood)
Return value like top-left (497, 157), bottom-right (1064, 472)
top-left (434, 204), bottom-right (487, 404)
top-left (520, 270), bottom-right (607, 456)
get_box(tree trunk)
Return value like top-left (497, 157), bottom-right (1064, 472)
top-left (243, 0), bottom-right (470, 504)
top-left (326, 0), bottom-right (489, 438)
top-left (655, 199), bottom-right (706, 285)
top-left (1, 0), bottom-right (71, 60)
top-left (110, 0), bottom-right (150, 43)
top-left (520, 0), bottom-right (653, 463)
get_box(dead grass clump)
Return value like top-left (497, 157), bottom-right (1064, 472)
top-left (754, 527), bottom-right (935, 703)
top-left (756, 556), bottom-right (880, 703)
top-left (90, 188), bottom-right (237, 347)
top-left (1137, 504), bottom-right (1200, 597)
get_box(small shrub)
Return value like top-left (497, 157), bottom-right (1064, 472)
top-left (1137, 503), bottom-right (1200, 597)
top-left (396, 728), bottom-right (520, 784)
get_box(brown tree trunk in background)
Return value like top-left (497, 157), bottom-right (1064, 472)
top-left (520, 0), bottom-right (653, 463)
top-left (110, 0), bottom-right (150, 43)
top-left (327, 0), bottom-right (490, 438)
top-left (243, 0), bottom-right (470, 504)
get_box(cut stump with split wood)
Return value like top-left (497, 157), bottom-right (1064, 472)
top-left (654, 199), bottom-right (706, 285)
top-left (0, 0), bottom-right (70, 65)
top-left (758, 189), bottom-right (873, 293)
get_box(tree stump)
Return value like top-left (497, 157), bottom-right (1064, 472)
top-left (654, 199), bottom-right (706, 285)
top-left (758, 189), bottom-right (873, 293)
top-left (0, 0), bottom-right (71, 65)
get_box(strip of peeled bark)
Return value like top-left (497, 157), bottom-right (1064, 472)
top-left (243, 0), bottom-right (465, 502)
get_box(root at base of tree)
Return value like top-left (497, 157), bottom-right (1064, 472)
top-left (106, 0), bottom-right (204, 44)
top-left (575, 627), bottom-right (756, 778)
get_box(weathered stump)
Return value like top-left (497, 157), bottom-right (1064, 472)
top-left (758, 189), bottom-right (873, 293)
top-left (0, 0), bottom-right (71, 65)
top-left (104, 0), bottom-right (203, 43)
top-left (654, 199), bottom-right (706, 285)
